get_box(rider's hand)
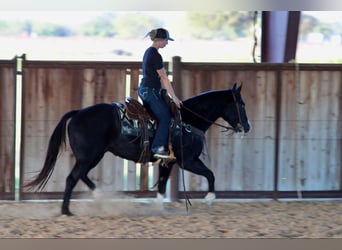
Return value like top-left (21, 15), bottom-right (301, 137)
top-left (173, 97), bottom-right (182, 109)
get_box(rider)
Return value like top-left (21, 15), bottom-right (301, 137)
top-left (138, 28), bottom-right (182, 159)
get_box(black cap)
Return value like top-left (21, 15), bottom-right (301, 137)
top-left (148, 28), bottom-right (174, 41)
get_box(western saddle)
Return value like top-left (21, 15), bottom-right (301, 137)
top-left (123, 90), bottom-right (181, 163)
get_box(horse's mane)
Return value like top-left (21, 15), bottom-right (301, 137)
top-left (181, 89), bottom-right (233, 131)
top-left (183, 89), bottom-right (231, 108)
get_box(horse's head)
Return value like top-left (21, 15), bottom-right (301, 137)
top-left (222, 83), bottom-right (250, 134)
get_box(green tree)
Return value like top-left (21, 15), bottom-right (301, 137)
top-left (299, 13), bottom-right (342, 40)
top-left (81, 12), bottom-right (116, 37)
top-left (81, 12), bottom-right (162, 38)
top-left (299, 14), bottom-right (319, 39)
top-left (187, 11), bottom-right (255, 40)
top-left (113, 13), bottom-right (162, 39)
top-left (22, 20), bottom-right (33, 36)
top-left (40, 24), bottom-right (74, 37)
top-left (0, 19), bottom-right (22, 35)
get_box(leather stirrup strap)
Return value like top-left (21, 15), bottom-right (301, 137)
top-left (124, 98), bottom-right (151, 163)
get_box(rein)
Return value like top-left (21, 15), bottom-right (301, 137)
top-left (178, 113), bottom-right (192, 212)
top-left (181, 91), bottom-right (243, 133)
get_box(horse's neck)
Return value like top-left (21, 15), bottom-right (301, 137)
top-left (182, 90), bottom-right (233, 132)
top-left (182, 103), bottom-right (221, 132)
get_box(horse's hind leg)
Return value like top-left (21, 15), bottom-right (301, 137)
top-left (81, 165), bottom-right (101, 199)
top-left (61, 160), bottom-right (97, 216)
top-left (62, 151), bottom-right (106, 215)
top-left (62, 161), bottom-right (82, 215)
top-left (80, 153), bottom-right (107, 198)
top-left (81, 175), bottom-right (96, 190)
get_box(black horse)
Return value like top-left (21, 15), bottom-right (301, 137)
top-left (25, 83), bottom-right (250, 216)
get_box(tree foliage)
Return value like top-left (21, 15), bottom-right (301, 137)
top-left (299, 14), bottom-right (319, 38)
top-left (40, 24), bottom-right (73, 37)
top-left (186, 11), bottom-right (255, 40)
top-left (0, 12), bottom-right (340, 40)
top-left (81, 12), bottom-right (116, 37)
top-left (80, 12), bottom-right (162, 38)
top-left (0, 19), bottom-right (73, 37)
top-left (299, 13), bottom-right (342, 40)
top-left (112, 13), bottom-right (162, 38)
top-left (0, 20), bottom-right (23, 35)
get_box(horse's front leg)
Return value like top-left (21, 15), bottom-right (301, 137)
top-left (155, 161), bottom-right (174, 208)
top-left (204, 167), bottom-right (216, 205)
top-left (204, 192), bottom-right (216, 206)
top-left (182, 158), bottom-right (216, 206)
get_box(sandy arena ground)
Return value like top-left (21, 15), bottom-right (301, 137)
top-left (1, 196), bottom-right (342, 238)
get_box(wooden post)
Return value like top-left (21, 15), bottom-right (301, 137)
top-left (169, 56), bottom-right (182, 201)
top-left (172, 56), bottom-right (182, 98)
top-left (273, 69), bottom-right (282, 200)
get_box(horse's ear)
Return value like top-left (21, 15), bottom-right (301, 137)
top-left (237, 83), bottom-right (243, 92)
top-left (232, 83), bottom-right (237, 91)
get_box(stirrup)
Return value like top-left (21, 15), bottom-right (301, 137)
top-left (153, 152), bottom-right (171, 160)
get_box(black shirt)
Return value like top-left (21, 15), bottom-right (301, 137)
top-left (140, 47), bottom-right (164, 89)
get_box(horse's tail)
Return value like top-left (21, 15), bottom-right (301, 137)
top-left (24, 110), bottom-right (79, 191)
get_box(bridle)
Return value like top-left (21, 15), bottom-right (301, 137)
top-left (231, 91), bottom-right (244, 132)
top-left (180, 91), bottom-right (244, 133)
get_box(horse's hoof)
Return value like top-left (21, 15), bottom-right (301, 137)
top-left (62, 209), bottom-right (74, 216)
top-left (156, 193), bottom-right (164, 209)
top-left (93, 189), bottom-right (103, 199)
top-left (204, 192), bottom-right (216, 206)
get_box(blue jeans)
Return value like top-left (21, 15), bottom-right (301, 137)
top-left (138, 86), bottom-right (171, 151)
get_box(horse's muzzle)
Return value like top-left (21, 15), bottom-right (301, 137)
top-left (236, 120), bottom-right (251, 135)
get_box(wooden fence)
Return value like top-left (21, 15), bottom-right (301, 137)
top-left (0, 59), bottom-right (16, 200)
top-left (173, 58), bottom-right (342, 199)
top-left (0, 56), bottom-right (342, 201)
top-left (19, 59), bottom-right (154, 200)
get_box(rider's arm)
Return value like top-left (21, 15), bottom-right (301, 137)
top-left (157, 68), bottom-right (182, 108)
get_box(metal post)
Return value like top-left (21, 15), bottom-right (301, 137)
top-left (261, 11), bottom-right (301, 63)
top-left (284, 11), bottom-right (301, 62)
